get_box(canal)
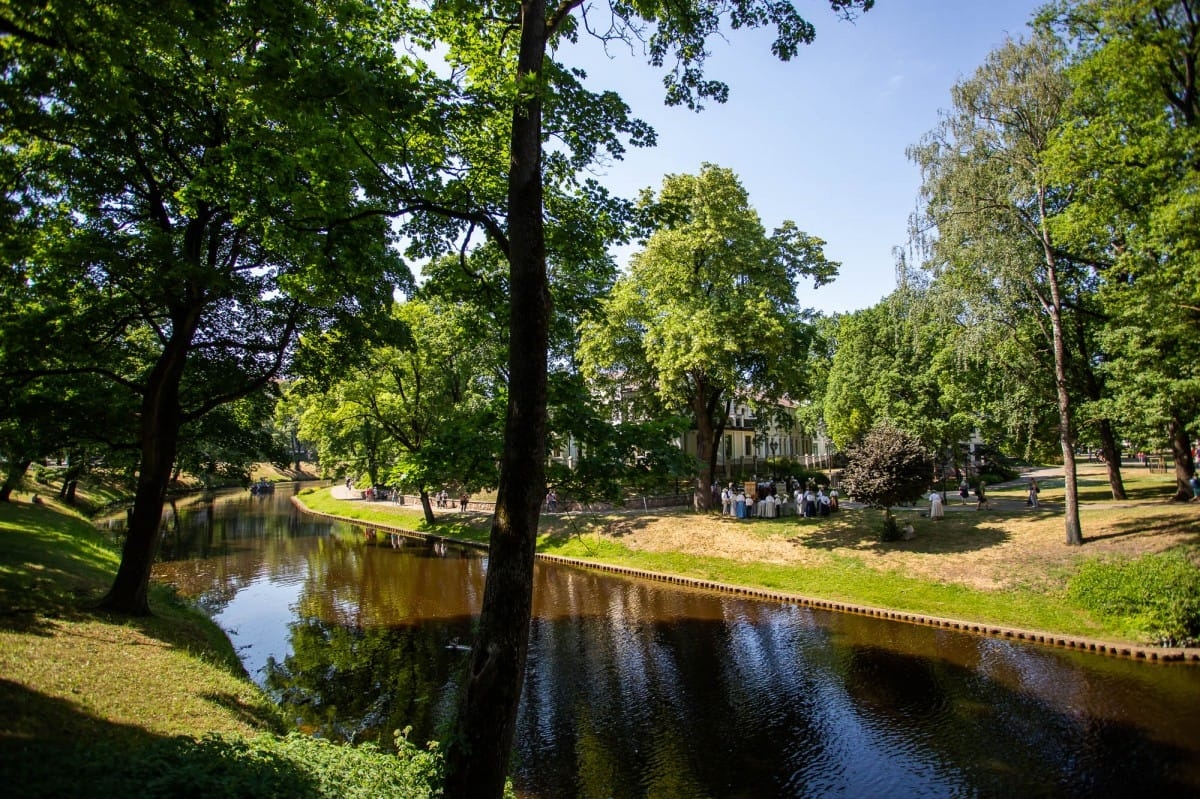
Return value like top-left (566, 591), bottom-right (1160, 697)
top-left (148, 485), bottom-right (1200, 798)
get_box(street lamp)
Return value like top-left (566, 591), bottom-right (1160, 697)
top-left (769, 439), bottom-right (778, 475)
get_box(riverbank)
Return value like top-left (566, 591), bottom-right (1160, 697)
top-left (297, 461), bottom-right (1200, 660)
top-left (0, 495), bottom-right (442, 798)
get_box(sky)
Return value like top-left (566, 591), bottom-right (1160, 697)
top-left (559, 0), bottom-right (1047, 315)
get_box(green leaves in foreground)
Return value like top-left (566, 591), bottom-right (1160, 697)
top-left (3, 730), bottom-right (443, 799)
top-left (1067, 549), bottom-right (1200, 646)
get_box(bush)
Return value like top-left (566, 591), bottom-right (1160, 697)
top-left (3, 729), bottom-right (445, 799)
top-left (841, 423), bottom-right (932, 510)
top-left (1066, 549), bottom-right (1200, 646)
top-left (879, 513), bottom-right (902, 542)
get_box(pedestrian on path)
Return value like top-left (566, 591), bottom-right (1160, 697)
top-left (928, 489), bottom-right (944, 520)
top-left (975, 481), bottom-right (990, 511)
top-left (1027, 478), bottom-right (1040, 508)
top-left (959, 479), bottom-right (970, 505)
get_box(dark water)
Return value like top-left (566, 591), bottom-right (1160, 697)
top-left (149, 486), bottom-right (1200, 798)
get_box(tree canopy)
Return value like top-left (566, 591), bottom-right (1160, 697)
top-left (579, 163), bottom-right (837, 510)
top-left (0, 0), bottom-right (424, 612)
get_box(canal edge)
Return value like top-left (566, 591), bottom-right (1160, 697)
top-left (291, 496), bottom-right (1200, 666)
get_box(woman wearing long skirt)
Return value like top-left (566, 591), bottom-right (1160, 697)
top-left (929, 490), bottom-right (944, 521)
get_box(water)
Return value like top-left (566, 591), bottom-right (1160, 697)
top-left (149, 486), bottom-right (1200, 798)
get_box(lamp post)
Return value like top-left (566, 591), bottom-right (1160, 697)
top-left (769, 439), bottom-right (778, 476)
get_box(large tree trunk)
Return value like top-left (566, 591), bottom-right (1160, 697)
top-left (98, 327), bottom-right (194, 615)
top-left (689, 381), bottom-right (727, 512)
top-left (691, 393), bottom-right (715, 512)
top-left (443, 3), bottom-right (550, 795)
top-left (0, 459), bottom-right (31, 502)
top-left (419, 488), bottom-right (435, 526)
top-left (1072, 307), bottom-right (1126, 500)
top-left (1167, 413), bottom-right (1196, 501)
top-left (708, 413), bottom-right (728, 511)
top-left (1095, 419), bottom-right (1126, 500)
top-left (1039, 191), bottom-right (1082, 545)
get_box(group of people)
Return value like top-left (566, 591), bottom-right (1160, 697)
top-left (718, 480), bottom-right (838, 519)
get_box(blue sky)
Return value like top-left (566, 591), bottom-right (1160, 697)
top-left (561, 0), bottom-right (1046, 315)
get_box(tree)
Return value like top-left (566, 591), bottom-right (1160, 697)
top-left (579, 164), bottom-right (838, 511)
top-left (840, 422), bottom-right (933, 538)
top-left (822, 286), bottom-right (978, 479)
top-left (909, 33), bottom-right (1088, 545)
top-left (430, 4), bottom-right (876, 795)
top-left (1043, 0), bottom-right (1200, 500)
top-left (1, 0), bottom-right (420, 613)
top-left (296, 294), bottom-right (506, 524)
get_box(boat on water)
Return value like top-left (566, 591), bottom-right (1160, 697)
top-left (249, 479), bottom-right (275, 495)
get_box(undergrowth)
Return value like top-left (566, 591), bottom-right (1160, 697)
top-left (1067, 548), bottom-right (1200, 646)
top-left (3, 729), bottom-right (444, 799)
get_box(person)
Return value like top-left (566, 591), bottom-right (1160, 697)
top-left (817, 488), bottom-right (831, 517)
top-left (804, 486), bottom-right (817, 519)
top-left (975, 481), bottom-right (990, 510)
top-left (829, 486), bottom-right (839, 511)
top-left (1027, 478), bottom-right (1039, 508)
top-left (1190, 473), bottom-right (1200, 500)
top-left (460, 492), bottom-right (469, 512)
top-left (546, 489), bottom-right (558, 513)
top-left (959, 479), bottom-right (970, 505)
top-left (721, 484), bottom-right (732, 516)
top-left (735, 488), bottom-right (746, 519)
top-left (928, 489), bottom-right (944, 520)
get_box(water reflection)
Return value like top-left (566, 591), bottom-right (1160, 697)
top-left (148, 487), bottom-right (1200, 798)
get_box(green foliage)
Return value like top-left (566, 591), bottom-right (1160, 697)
top-left (1067, 549), bottom-right (1200, 646)
top-left (579, 164), bottom-right (836, 506)
top-left (1040, 0), bottom-right (1200, 494)
top-left (3, 731), bottom-right (444, 799)
top-left (822, 293), bottom-right (977, 456)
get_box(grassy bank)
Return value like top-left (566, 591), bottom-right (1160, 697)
top-left (0, 495), bottom-right (442, 798)
top-left (296, 463), bottom-right (1200, 648)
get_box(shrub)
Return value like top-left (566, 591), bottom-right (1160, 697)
top-left (1067, 549), bottom-right (1200, 646)
top-left (841, 423), bottom-right (932, 542)
top-left (879, 513), bottom-right (902, 542)
top-left (3, 730), bottom-right (445, 799)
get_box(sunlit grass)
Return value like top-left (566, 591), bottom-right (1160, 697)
top-left (293, 468), bottom-right (1200, 645)
top-left (539, 531), bottom-right (1109, 639)
top-left (0, 497), bottom-right (282, 744)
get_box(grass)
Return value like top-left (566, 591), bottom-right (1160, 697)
top-left (295, 464), bottom-right (1200, 647)
top-left (0, 463), bottom-right (1195, 795)
top-left (0, 497), bottom-right (283, 745)
top-left (0, 491), bottom-right (447, 798)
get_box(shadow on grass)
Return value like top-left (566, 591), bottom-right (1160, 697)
top-left (788, 510), bottom-right (1012, 555)
top-left (1085, 511), bottom-right (1200, 545)
top-left (0, 683), bottom-right (320, 799)
top-left (538, 508), bottom-right (665, 546)
top-left (201, 690), bottom-right (287, 733)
